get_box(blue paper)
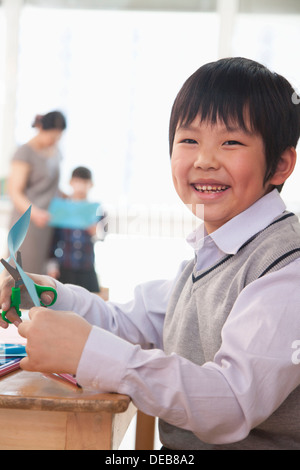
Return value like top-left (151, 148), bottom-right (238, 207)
top-left (48, 197), bottom-right (101, 229)
top-left (0, 343), bottom-right (27, 357)
top-left (0, 205), bottom-right (40, 306)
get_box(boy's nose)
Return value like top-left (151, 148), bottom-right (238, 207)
top-left (193, 149), bottom-right (219, 170)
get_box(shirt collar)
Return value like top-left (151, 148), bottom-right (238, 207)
top-left (187, 189), bottom-right (287, 255)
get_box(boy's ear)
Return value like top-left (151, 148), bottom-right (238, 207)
top-left (268, 147), bottom-right (297, 187)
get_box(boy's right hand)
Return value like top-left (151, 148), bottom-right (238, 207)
top-left (0, 273), bottom-right (57, 328)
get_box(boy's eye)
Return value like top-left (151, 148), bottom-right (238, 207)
top-left (223, 140), bottom-right (243, 146)
top-left (181, 138), bottom-right (197, 144)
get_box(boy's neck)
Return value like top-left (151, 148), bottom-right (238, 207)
top-left (71, 194), bottom-right (87, 201)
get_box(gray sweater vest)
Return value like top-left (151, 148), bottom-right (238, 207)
top-left (160, 212), bottom-right (300, 449)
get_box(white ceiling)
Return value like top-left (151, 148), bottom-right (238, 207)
top-left (16, 0), bottom-right (300, 14)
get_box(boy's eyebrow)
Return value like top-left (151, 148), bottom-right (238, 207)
top-left (223, 124), bottom-right (254, 135)
top-left (177, 122), bottom-right (254, 135)
top-left (176, 123), bottom-right (198, 131)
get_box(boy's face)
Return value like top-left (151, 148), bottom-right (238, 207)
top-left (171, 117), bottom-right (271, 234)
top-left (70, 177), bottom-right (92, 199)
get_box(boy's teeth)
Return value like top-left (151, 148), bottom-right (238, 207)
top-left (194, 184), bottom-right (228, 193)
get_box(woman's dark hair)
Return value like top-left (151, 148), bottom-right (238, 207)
top-left (169, 57), bottom-right (300, 191)
top-left (32, 111), bottom-right (67, 131)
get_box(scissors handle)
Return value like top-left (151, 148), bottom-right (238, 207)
top-left (1, 287), bottom-right (22, 324)
top-left (1, 285), bottom-right (57, 324)
top-left (35, 284), bottom-right (57, 307)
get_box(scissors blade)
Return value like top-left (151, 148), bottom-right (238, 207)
top-left (16, 251), bottom-right (22, 268)
top-left (0, 258), bottom-right (23, 286)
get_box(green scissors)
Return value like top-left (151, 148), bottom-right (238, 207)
top-left (0, 251), bottom-right (57, 324)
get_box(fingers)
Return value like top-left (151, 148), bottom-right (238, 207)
top-left (39, 291), bottom-right (55, 307)
top-left (0, 307), bottom-right (22, 327)
top-left (0, 276), bottom-right (14, 313)
top-left (0, 317), bottom-right (9, 328)
top-left (17, 307), bottom-right (91, 375)
top-left (17, 306), bottom-right (41, 338)
top-left (0, 274), bottom-right (23, 327)
top-left (19, 356), bottom-right (30, 370)
top-left (0, 274), bottom-right (57, 329)
top-left (32, 276), bottom-right (57, 306)
top-left (18, 316), bottom-right (31, 338)
top-left (0, 274), bottom-right (31, 319)
top-left (18, 308), bottom-right (45, 372)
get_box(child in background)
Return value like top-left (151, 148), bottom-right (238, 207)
top-left (2, 57), bottom-right (300, 450)
top-left (47, 166), bottom-right (103, 293)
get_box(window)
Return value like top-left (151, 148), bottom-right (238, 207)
top-left (16, 6), bottom-right (219, 207)
top-left (232, 12), bottom-right (300, 209)
top-left (5, 2), bottom-right (300, 300)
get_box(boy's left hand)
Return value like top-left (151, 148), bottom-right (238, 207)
top-left (18, 307), bottom-right (92, 375)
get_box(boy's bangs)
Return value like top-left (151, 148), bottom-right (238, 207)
top-left (178, 92), bottom-right (256, 134)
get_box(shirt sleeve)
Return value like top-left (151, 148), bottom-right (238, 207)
top-left (52, 260), bottom-right (188, 349)
top-left (74, 258), bottom-right (300, 445)
top-left (12, 144), bottom-right (33, 165)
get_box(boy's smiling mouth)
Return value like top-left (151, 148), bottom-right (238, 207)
top-left (193, 183), bottom-right (229, 193)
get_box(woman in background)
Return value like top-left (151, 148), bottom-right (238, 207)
top-left (8, 111), bottom-right (67, 273)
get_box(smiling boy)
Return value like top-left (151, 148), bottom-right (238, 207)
top-left (1, 57), bottom-right (300, 450)
top-left (169, 58), bottom-right (298, 233)
top-left (172, 118), bottom-right (280, 232)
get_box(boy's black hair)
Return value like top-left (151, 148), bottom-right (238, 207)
top-left (169, 57), bottom-right (300, 191)
top-left (72, 166), bottom-right (92, 180)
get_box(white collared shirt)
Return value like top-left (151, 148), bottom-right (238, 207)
top-left (53, 189), bottom-right (300, 445)
top-left (188, 188), bottom-right (287, 271)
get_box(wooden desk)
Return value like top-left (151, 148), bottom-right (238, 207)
top-left (0, 369), bottom-right (136, 450)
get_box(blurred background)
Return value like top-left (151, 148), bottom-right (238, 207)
top-left (0, 0), bottom-right (299, 449)
top-left (0, 0), bottom-right (299, 302)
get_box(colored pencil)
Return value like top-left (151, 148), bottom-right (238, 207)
top-left (54, 373), bottom-right (81, 388)
top-left (0, 358), bottom-right (22, 377)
